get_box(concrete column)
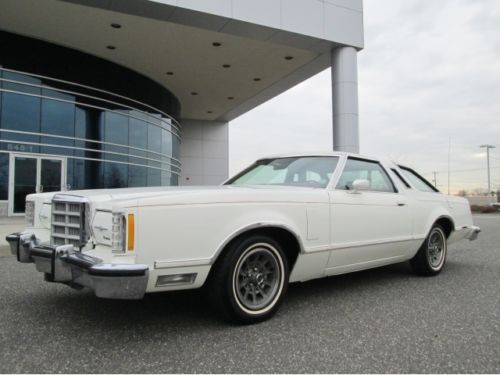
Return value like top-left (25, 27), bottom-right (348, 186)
top-left (331, 46), bottom-right (359, 153)
top-left (179, 119), bottom-right (229, 186)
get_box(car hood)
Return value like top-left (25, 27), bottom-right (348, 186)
top-left (29, 185), bottom-right (328, 210)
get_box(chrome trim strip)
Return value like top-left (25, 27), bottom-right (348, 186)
top-left (52, 194), bottom-right (89, 203)
top-left (0, 88), bottom-right (181, 139)
top-left (0, 128), bottom-right (181, 164)
top-left (328, 236), bottom-right (417, 252)
top-left (306, 237), bottom-right (422, 254)
top-left (325, 254), bottom-right (407, 273)
top-left (154, 258), bottom-right (212, 269)
top-left (0, 67), bottom-right (181, 132)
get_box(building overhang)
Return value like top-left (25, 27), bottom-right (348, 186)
top-left (0, 0), bottom-right (363, 122)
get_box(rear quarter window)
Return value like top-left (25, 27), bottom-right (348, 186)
top-left (399, 167), bottom-right (438, 193)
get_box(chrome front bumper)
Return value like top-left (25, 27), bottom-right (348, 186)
top-left (5, 232), bottom-right (148, 300)
top-left (465, 225), bottom-right (481, 241)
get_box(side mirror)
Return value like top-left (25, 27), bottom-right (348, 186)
top-left (351, 179), bottom-right (370, 192)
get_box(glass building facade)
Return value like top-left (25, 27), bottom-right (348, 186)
top-left (0, 31), bottom-right (181, 215)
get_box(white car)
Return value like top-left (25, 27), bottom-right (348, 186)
top-left (7, 152), bottom-right (480, 323)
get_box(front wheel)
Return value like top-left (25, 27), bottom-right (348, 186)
top-left (207, 235), bottom-right (289, 324)
top-left (410, 224), bottom-right (448, 276)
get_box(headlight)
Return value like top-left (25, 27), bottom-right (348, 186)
top-left (111, 213), bottom-right (126, 253)
top-left (25, 201), bottom-right (35, 227)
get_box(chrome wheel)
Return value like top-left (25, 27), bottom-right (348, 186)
top-left (427, 227), bottom-right (446, 270)
top-left (232, 243), bottom-right (284, 314)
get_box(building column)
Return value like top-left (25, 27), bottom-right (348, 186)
top-left (331, 46), bottom-right (359, 153)
top-left (179, 119), bottom-right (229, 186)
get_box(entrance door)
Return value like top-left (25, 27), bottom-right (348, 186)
top-left (40, 159), bottom-right (63, 193)
top-left (12, 156), bottom-right (37, 214)
top-left (8, 154), bottom-right (66, 215)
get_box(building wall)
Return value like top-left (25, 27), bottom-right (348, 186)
top-left (179, 120), bottom-right (229, 186)
top-left (149, 0), bottom-right (364, 48)
top-left (0, 31), bottom-right (182, 215)
top-left (466, 196), bottom-right (496, 206)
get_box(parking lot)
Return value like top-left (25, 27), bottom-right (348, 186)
top-left (0, 214), bottom-right (498, 373)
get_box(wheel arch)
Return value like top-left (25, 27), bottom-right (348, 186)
top-left (415, 214), bottom-right (455, 253)
top-left (209, 223), bottom-right (304, 271)
top-left (434, 215), bottom-right (455, 238)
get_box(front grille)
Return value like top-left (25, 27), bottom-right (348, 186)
top-left (51, 197), bottom-right (88, 248)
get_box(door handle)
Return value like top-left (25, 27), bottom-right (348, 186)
top-left (397, 202), bottom-right (406, 206)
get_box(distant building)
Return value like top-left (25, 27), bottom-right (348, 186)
top-left (0, 0), bottom-right (364, 215)
top-left (466, 196), bottom-right (496, 206)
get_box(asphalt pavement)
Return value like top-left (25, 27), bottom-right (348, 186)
top-left (0, 215), bottom-right (498, 373)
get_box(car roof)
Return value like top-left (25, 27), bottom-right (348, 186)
top-left (256, 151), bottom-right (385, 162)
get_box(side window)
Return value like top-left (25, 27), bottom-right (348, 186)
top-left (399, 167), bottom-right (438, 193)
top-left (336, 158), bottom-right (396, 193)
top-left (391, 168), bottom-right (411, 189)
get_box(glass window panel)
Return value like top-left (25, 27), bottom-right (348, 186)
top-left (128, 165), bottom-right (147, 187)
top-left (105, 112), bottom-right (128, 145)
top-left (161, 129), bottom-right (172, 157)
top-left (129, 155), bottom-right (148, 166)
top-left (148, 125), bottom-right (162, 171)
top-left (0, 92), bottom-right (41, 153)
top-left (172, 137), bottom-right (180, 160)
top-left (148, 113), bottom-right (162, 127)
top-left (228, 157), bottom-right (339, 188)
top-left (147, 167), bottom-right (161, 186)
top-left (75, 107), bottom-right (104, 159)
top-left (129, 118), bottom-right (147, 149)
top-left (105, 112), bottom-right (128, 162)
top-left (41, 96), bottom-right (75, 137)
top-left (2, 71), bottom-right (41, 95)
top-left (0, 69), bottom-right (2, 125)
top-left (400, 168), bottom-right (437, 193)
top-left (42, 88), bottom-right (74, 101)
top-left (171, 174), bottom-right (178, 186)
top-left (72, 159), bottom-right (86, 190)
top-left (40, 94), bottom-right (75, 156)
top-left (1, 92), bottom-right (41, 131)
top-left (336, 158), bottom-right (396, 193)
top-left (0, 153), bottom-right (8, 200)
top-left (161, 171), bottom-right (174, 186)
top-left (71, 159), bottom-right (104, 190)
top-left (129, 118), bottom-right (148, 165)
top-left (148, 125), bottom-right (161, 154)
top-left (104, 162), bottom-right (128, 188)
top-left (74, 107), bottom-right (87, 158)
top-left (40, 159), bottom-right (62, 193)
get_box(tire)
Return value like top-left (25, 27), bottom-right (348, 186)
top-left (207, 234), bottom-right (289, 324)
top-left (410, 224), bottom-right (448, 276)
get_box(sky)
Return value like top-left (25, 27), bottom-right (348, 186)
top-left (229, 0), bottom-right (500, 194)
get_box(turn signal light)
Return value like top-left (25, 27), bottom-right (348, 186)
top-left (127, 214), bottom-right (135, 251)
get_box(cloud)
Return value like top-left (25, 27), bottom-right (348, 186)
top-left (230, 0), bottom-right (500, 192)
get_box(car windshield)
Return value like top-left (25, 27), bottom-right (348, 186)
top-left (226, 156), bottom-right (339, 188)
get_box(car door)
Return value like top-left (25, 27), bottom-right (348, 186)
top-left (326, 157), bottom-right (413, 275)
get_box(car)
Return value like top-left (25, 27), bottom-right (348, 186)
top-left (7, 152), bottom-right (481, 323)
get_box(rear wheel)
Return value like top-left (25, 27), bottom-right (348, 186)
top-left (410, 224), bottom-right (447, 276)
top-left (207, 235), bottom-right (289, 324)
